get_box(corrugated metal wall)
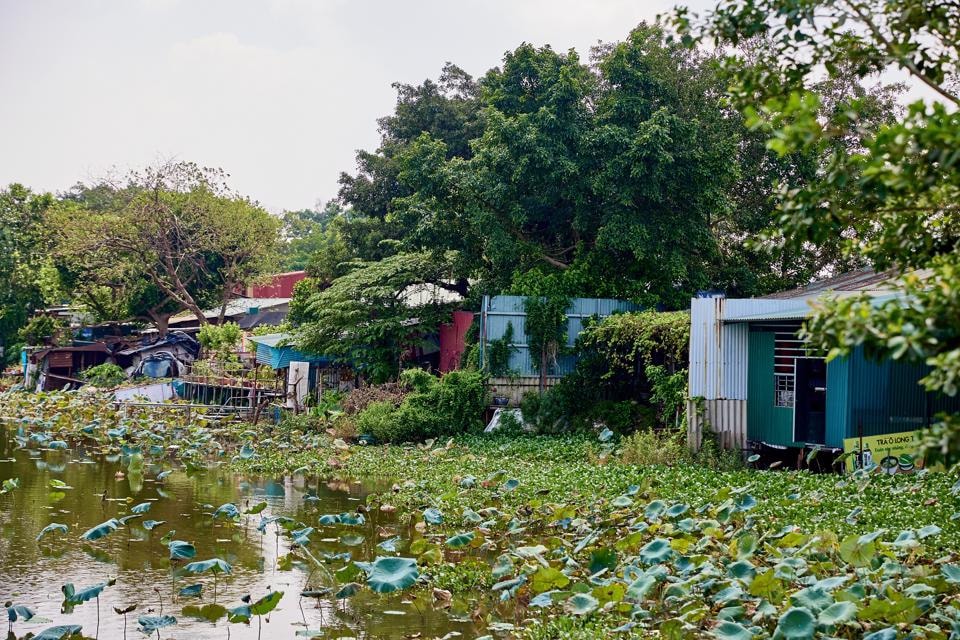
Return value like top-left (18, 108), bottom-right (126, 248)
top-left (687, 399), bottom-right (747, 450)
top-left (746, 331), bottom-right (796, 446)
top-left (480, 295), bottom-right (640, 377)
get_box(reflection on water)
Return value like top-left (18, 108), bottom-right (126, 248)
top-left (0, 427), bottom-right (477, 639)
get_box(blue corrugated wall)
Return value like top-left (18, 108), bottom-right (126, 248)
top-left (480, 295), bottom-right (641, 377)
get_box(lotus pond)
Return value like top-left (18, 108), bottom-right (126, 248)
top-left (4, 391), bottom-right (960, 640)
top-left (0, 427), bottom-right (478, 639)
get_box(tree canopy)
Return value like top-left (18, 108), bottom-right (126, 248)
top-left (676, 0), bottom-right (960, 457)
top-left (49, 162), bottom-right (280, 333)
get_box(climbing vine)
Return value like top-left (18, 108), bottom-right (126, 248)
top-left (523, 296), bottom-right (571, 374)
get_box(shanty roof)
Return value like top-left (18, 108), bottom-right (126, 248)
top-left (247, 333), bottom-right (292, 348)
top-left (760, 268), bottom-right (901, 300)
top-left (168, 297), bottom-right (290, 325)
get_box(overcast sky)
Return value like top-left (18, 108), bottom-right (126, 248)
top-left (0, 0), bottom-right (722, 212)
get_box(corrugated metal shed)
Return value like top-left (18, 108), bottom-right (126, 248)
top-left (248, 333), bottom-right (329, 370)
top-left (479, 295), bottom-right (641, 377)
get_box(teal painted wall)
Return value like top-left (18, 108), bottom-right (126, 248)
top-left (825, 357), bottom-right (850, 448)
top-left (747, 331), bottom-right (797, 446)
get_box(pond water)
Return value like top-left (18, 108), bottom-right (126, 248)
top-left (0, 428), bottom-right (478, 639)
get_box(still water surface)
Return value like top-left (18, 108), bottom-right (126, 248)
top-left (0, 428), bottom-right (477, 639)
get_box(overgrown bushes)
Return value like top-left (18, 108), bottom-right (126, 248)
top-left (349, 370), bottom-right (488, 443)
top-left (518, 310), bottom-right (690, 434)
top-left (80, 363), bottom-right (127, 388)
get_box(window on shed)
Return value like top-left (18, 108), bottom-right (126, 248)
top-left (758, 322), bottom-right (805, 408)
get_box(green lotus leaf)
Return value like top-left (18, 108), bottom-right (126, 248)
top-left (445, 531), bottom-right (475, 548)
top-left (227, 604), bottom-right (251, 623)
top-left (81, 518), bottom-right (120, 541)
top-left (143, 520), bottom-right (166, 531)
top-left (33, 625), bottom-right (83, 640)
top-left (7, 604), bottom-right (35, 622)
top-left (130, 502), bottom-right (152, 514)
top-left (168, 540), bottom-right (196, 560)
top-left (423, 507), bottom-right (443, 525)
top-left (492, 553), bottom-right (514, 579)
top-left (611, 495), bottom-right (633, 508)
top-left (184, 558), bottom-right (232, 575)
top-left (774, 607), bottom-right (815, 640)
top-left (245, 501), bottom-right (268, 515)
top-left (917, 524), bottom-right (941, 539)
top-left (790, 586), bottom-right (833, 613)
top-left (818, 601), bottom-right (857, 626)
top-left (588, 547), bottom-right (618, 575)
top-left (250, 591), bottom-right (283, 616)
top-left (639, 538), bottom-right (673, 564)
top-left (62, 582), bottom-right (107, 605)
top-left (530, 566), bottom-right (570, 593)
top-left (727, 560), bottom-right (756, 583)
top-left (334, 582), bottom-right (361, 599)
top-left (37, 522), bottom-right (69, 542)
top-left (137, 615), bottom-right (176, 633)
top-left (645, 500), bottom-right (666, 520)
top-left (942, 564), bottom-right (960, 583)
top-left (712, 620), bottom-right (753, 640)
top-left (179, 584), bottom-right (202, 598)
top-left (355, 556), bottom-right (419, 593)
top-left (565, 593), bottom-right (599, 616)
top-left (626, 574), bottom-right (656, 601)
top-left (501, 478), bottom-right (520, 492)
top-left (213, 503), bottom-right (240, 519)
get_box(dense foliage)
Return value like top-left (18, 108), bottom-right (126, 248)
top-left (79, 363), bottom-right (127, 388)
top-left (47, 162), bottom-right (281, 334)
top-left (0, 184), bottom-right (54, 362)
top-left (678, 0), bottom-right (960, 460)
top-left (520, 311), bottom-right (691, 433)
top-left (352, 370), bottom-right (488, 442)
top-left (289, 22), bottom-right (901, 366)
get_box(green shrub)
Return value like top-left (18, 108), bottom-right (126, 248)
top-left (355, 401), bottom-right (402, 443)
top-left (398, 368), bottom-right (437, 394)
top-left (80, 363), bottom-right (127, 388)
top-left (356, 371), bottom-right (488, 443)
top-left (197, 322), bottom-right (242, 352)
top-left (495, 409), bottom-right (525, 436)
top-left (19, 315), bottom-right (61, 346)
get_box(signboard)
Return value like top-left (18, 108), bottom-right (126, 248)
top-left (843, 430), bottom-right (924, 474)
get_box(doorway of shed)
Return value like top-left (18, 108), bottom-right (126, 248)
top-left (793, 357), bottom-right (826, 444)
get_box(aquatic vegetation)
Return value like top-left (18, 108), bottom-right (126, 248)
top-left (3, 390), bottom-right (960, 638)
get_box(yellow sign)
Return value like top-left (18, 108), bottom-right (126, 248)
top-left (843, 430), bottom-right (923, 474)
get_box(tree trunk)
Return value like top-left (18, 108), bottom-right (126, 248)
top-left (539, 347), bottom-right (547, 394)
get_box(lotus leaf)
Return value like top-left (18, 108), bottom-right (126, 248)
top-left (33, 625), bottom-right (83, 640)
top-left (137, 615), bottom-right (176, 633)
top-left (530, 566), bottom-right (570, 593)
top-left (213, 503), bottom-right (240, 519)
top-left (184, 558), bottom-right (232, 574)
top-left (355, 556), bottom-right (419, 593)
top-left (639, 538), bottom-right (673, 564)
top-left (62, 582), bottom-right (107, 604)
top-left (334, 582), bottom-right (361, 599)
top-left (143, 519), bottom-right (165, 531)
top-left (245, 501), bottom-right (267, 515)
top-left (250, 590), bottom-right (283, 616)
top-left (565, 593), bottom-right (599, 615)
top-left (774, 607), bottom-right (815, 640)
top-left (169, 540), bottom-right (196, 560)
top-left (445, 531), bottom-right (475, 548)
top-left (36, 522), bottom-right (69, 541)
top-left (712, 621), bottom-right (754, 640)
top-left (7, 604), bottom-right (35, 622)
top-left (179, 583), bottom-right (203, 598)
top-left (818, 601), bottom-right (857, 626)
top-left (130, 502), bottom-right (152, 514)
top-left (81, 518), bottom-right (120, 541)
top-left (423, 507), bottom-right (443, 525)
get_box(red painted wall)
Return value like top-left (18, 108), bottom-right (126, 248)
top-left (246, 271), bottom-right (307, 298)
top-left (438, 310), bottom-right (474, 373)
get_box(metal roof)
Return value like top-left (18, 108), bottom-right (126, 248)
top-left (761, 268), bottom-right (902, 300)
top-left (168, 298), bottom-right (290, 324)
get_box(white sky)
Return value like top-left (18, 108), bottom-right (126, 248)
top-left (0, 0), bottom-right (715, 212)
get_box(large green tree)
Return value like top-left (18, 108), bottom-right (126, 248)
top-left (50, 162), bottom-right (281, 333)
top-left (0, 184), bottom-right (54, 361)
top-left (678, 0), bottom-right (960, 459)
